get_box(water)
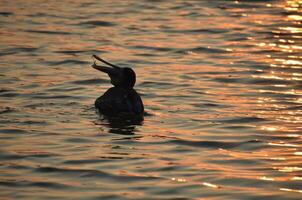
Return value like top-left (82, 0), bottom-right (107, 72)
top-left (0, 0), bottom-right (301, 199)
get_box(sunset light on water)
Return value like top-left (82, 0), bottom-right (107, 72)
top-left (0, 0), bottom-right (301, 199)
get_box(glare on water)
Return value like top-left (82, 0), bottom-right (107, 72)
top-left (0, 0), bottom-right (301, 199)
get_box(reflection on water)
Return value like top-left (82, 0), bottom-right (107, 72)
top-left (0, 0), bottom-right (301, 199)
top-left (95, 115), bottom-right (143, 135)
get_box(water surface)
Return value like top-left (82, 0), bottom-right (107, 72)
top-left (0, 0), bottom-right (301, 199)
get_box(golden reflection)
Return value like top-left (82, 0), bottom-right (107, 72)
top-left (269, 157), bottom-right (286, 161)
top-left (277, 167), bottom-right (302, 172)
top-left (279, 26), bottom-right (302, 34)
top-left (202, 182), bottom-right (220, 189)
top-left (260, 124), bottom-right (299, 132)
top-left (261, 126), bottom-right (277, 131)
top-left (284, 0), bottom-right (302, 11)
top-left (268, 142), bottom-right (298, 147)
top-left (288, 15), bottom-right (302, 20)
top-left (292, 176), bottom-right (302, 180)
top-left (170, 177), bottom-right (221, 190)
top-left (259, 176), bottom-right (275, 181)
top-left (280, 188), bottom-right (302, 193)
top-left (287, 134), bottom-right (301, 137)
top-left (254, 2), bottom-right (302, 194)
top-left (255, 0), bottom-right (302, 124)
top-left (171, 177), bottom-right (187, 183)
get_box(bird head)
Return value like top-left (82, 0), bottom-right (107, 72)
top-left (92, 55), bottom-right (136, 89)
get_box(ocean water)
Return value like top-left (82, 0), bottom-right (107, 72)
top-left (0, 0), bottom-right (301, 199)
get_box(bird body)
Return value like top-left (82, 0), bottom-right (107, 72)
top-left (95, 87), bottom-right (144, 117)
top-left (92, 55), bottom-right (144, 118)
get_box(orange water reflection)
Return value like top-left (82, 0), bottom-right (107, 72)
top-left (255, 0), bottom-right (302, 123)
top-left (254, 1), bottom-right (302, 195)
top-left (1, 0), bottom-right (302, 199)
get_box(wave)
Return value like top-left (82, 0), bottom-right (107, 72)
top-left (77, 20), bottom-right (116, 27)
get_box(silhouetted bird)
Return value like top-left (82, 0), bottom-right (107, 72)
top-left (91, 55), bottom-right (144, 118)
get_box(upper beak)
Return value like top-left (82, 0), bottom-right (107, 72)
top-left (91, 61), bottom-right (118, 75)
top-left (91, 54), bottom-right (121, 76)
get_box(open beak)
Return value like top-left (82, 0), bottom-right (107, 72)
top-left (91, 61), bottom-right (118, 75)
top-left (91, 54), bottom-right (121, 76)
top-left (92, 55), bottom-right (124, 86)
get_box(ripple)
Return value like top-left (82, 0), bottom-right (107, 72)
top-left (0, 153), bottom-right (25, 160)
top-left (169, 138), bottom-right (263, 150)
top-left (217, 116), bottom-right (267, 124)
top-left (131, 45), bottom-right (174, 52)
top-left (1, 0), bottom-right (301, 199)
top-left (249, 77), bottom-right (294, 85)
top-left (0, 106), bottom-right (16, 114)
top-left (54, 50), bottom-right (88, 54)
top-left (46, 59), bottom-right (90, 66)
top-left (46, 86), bottom-right (84, 92)
top-left (0, 91), bottom-right (19, 98)
top-left (0, 179), bottom-right (73, 190)
top-left (31, 93), bottom-right (74, 99)
top-left (63, 159), bottom-right (109, 165)
top-left (35, 166), bottom-right (160, 182)
top-left (0, 46), bottom-right (40, 57)
top-left (72, 78), bottom-right (107, 85)
top-left (176, 46), bottom-right (230, 54)
top-left (162, 27), bottom-right (229, 34)
top-left (0, 151), bottom-right (57, 160)
top-left (24, 29), bottom-right (72, 35)
top-left (170, 139), bottom-right (238, 149)
top-left (78, 20), bottom-right (116, 27)
top-left (0, 12), bottom-right (13, 16)
top-left (0, 128), bottom-right (29, 135)
top-left (139, 81), bottom-right (175, 88)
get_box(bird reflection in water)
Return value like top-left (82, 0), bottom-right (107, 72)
top-left (96, 116), bottom-right (143, 135)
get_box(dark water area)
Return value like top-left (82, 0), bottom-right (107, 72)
top-left (0, 0), bottom-right (301, 199)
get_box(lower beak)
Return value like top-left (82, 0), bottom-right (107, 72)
top-left (92, 62), bottom-right (118, 75)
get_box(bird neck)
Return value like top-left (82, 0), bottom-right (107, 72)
top-left (115, 85), bottom-right (133, 91)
